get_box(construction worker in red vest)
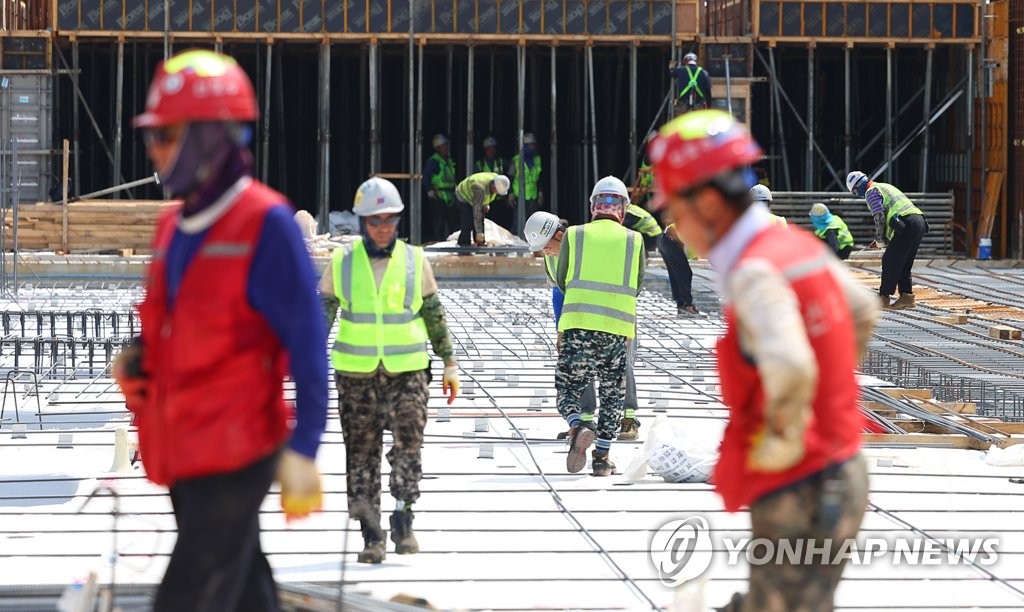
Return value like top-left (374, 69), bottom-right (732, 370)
top-left (115, 50), bottom-right (327, 611)
top-left (649, 110), bottom-right (879, 611)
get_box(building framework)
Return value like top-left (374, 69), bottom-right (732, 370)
top-left (0, 0), bottom-right (1016, 255)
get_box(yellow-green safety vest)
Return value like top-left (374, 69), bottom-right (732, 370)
top-left (544, 253), bottom-right (558, 284)
top-left (456, 172), bottom-right (501, 207)
top-left (510, 154), bottom-right (541, 200)
top-left (814, 216), bottom-right (855, 251)
top-left (476, 156), bottom-right (505, 174)
top-left (625, 204), bottom-right (663, 238)
top-left (558, 220), bottom-right (642, 338)
top-left (331, 239), bottom-right (429, 374)
top-left (870, 182), bottom-right (923, 241)
top-left (429, 153), bottom-right (457, 206)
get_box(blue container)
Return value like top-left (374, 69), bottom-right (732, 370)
top-left (978, 238), bottom-right (992, 260)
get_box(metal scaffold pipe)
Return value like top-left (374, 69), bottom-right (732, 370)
top-left (550, 46), bottom-right (558, 217)
top-left (408, 0), bottom-right (417, 244)
top-left (516, 44), bottom-right (526, 234)
top-left (318, 43), bottom-right (331, 235)
top-left (466, 46), bottom-right (475, 178)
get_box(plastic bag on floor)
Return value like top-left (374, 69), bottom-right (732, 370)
top-left (624, 415), bottom-right (719, 483)
top-left (984, 444), bottom-right (1024, 466)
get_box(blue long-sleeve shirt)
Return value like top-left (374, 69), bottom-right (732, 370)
top-left (164, 204), bottom-right (328, 460)
top-left (422, 156), bottom-right (440, 193)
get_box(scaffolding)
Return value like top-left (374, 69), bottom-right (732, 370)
top-left (0, 0), bottom-right (1007, 252)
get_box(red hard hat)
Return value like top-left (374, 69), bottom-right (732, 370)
top-left (646, 110), bottom-right (763, 211)
top-left (133, 50), bottom-right (258, 128)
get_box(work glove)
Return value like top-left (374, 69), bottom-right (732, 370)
top-left (748, 425), bottom-right (806, 473)
top-left (276, 449), bottom-right (323, 523)
top-left (474, 235), bottom-right (486, 247)
top-left (442, 362), bottom-right (460, 405)
top-left (112, 341), bottom-right (148, 413)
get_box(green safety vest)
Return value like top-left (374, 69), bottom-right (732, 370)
top-left (456, 172), bottom-right (500, 207)
top-left (870, 182), bottom-right (923, 241)
top-left (677, 65), bottom-right (705, 99)
top-left (429, 153), bottom-right (457, 206)
top-left (544, 254), bottom-right (558, 284)
top-left (558, 220), bottom-right (642, 338)
top-left (330, 239), bottom-right (429, 374)
top-left (510, 154), bottom-right (541, 200)
top-left (476, 156), bottom-right (505, 174)
top-left (814, 216), bottom-right (855, 251)
top-left (638, 163), bottom-right (654, 192)
top-left (625, 204), bottom-right (663, 238)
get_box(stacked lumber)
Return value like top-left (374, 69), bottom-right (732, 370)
top-left (3, 200), bottom-right (172, 254)
top-left (769, 191), bottom-right (955, 255)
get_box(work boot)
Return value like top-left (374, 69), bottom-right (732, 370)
top-left (389, 509), bottom-right (419, 555)
top-left (357, 520), bottom-right (386, 564)
top-left (878, 294), bottom-right (891, 309)
top-left (557, 414), bottom-right (594, 440)
top-left (677, 304), bottom-right (700, 317)
top-left (566, 422), bottom-right (597, 473)
top-left (890, 293), bottom-right (915, 309)
top-left (617, 417), bottom-right (641, 441)
top-left (591, 450), bottom-right (617, 477)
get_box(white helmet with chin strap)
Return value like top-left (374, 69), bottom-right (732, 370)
top-left (352, 177), bottom-right (405, 216)
top-left (589, 176), bottom-right (630, 222)
top-left (846, 170), bottom-right (868, 195)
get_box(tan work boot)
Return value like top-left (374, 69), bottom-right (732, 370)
top-left (879, 294), bottom-right (891, 309)
top-left (890, 293), bottom-right (915, 309)
top-left (617, 417), bottom-right (641, 441)
top-left (591, 450), bottom-right (617, 477)
top-left (357, 521), bottom-right (386, 564)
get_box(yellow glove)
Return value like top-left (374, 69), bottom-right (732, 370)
top-left (747, 424), bottom-right (806, 473)
top-left (277, 449), bottom-right (323, 522)
top-left (442, 362), bottom-right (460, 405)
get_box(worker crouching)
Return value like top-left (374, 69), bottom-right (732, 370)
top-left (321, 177), bottom-right (460, 564)
top-left (554, 176), bottom-right (645, 476)
top-left (649, 110), bottom-right (879, 611)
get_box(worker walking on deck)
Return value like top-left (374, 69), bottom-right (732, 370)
top-left (553, 178), bottom-right (645, 475)
top-left (320, 177), bottom-right (460, 564)
top-left (658, 222), bottom-right (700, 316)
top-left (422, 134), bottom-right (458, 241)
top-left (809, 203), bottom-right (855, 260)
top-left (455, 172), bottom-right (510, 247)
top-left (847, 170), bottom-right (927, 309)
top-left (524, 210), bottom-right (643, 441)
top-left (649, 110), bottom-right (878, 612)
top-left (749, 184), bottom-right (787, 227)
top-left (116, 49), bottom-right (328, 612)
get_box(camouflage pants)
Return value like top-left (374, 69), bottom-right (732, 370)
top-left (336, 370), bottom-right (429, 523)
top-left (556, 328), bottom-right (628, 440)
top-left (720, 454), bottom-right (870, 612)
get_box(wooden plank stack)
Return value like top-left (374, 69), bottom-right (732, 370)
top-left (768, 191), bottom-right (955, 255)
top-left (3, 200), bottom-right (172, 254)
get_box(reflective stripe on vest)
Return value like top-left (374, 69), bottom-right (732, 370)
top-left (331, 239), bottom-right (429, 374)
top-left (814, 217), bottom-right (854, 251)
top-left (558, 221), bottom-right (641, 338)
top-left (430, 153), bottom-right (457, 205)
top-left (511, 154), bottom-right (541, 200)
top-left (543, 254), bottom-right (558, 284)
top-left (873, 183), bottom-right (922, 240)
top-left (456, 172), bottom-right (499, 206)
top-left (678, 65), bottom-right (705, 98)
top-left (625, 204), bottom-right (662, 238)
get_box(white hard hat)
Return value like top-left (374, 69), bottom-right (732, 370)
top-left (482, 136), bottom-right (497, 149)
top-left (749, 183), bottom-right (772, 202)
top-left (523, 133), bottom-right (537, 145)
top-left (432, 134), bottom-right (449, 149)
top-left (523, 211), bottom-right (561, 251)
top-left (809, 202), bottom-right (830, 217)
top-left (648, 443), bottom-right (714, 484)
top-left (352, 177), bottom-right (404, 216)
top-left (683, 52), bottom-right (698, 64)
top-left (846, 170), bottom-right (868, 194)
top-left (493, 174), bottom-right (510, 196)
top-left (589, 176), bottom-right (630, 204)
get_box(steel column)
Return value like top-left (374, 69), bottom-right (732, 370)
top-left (369, 42), bottom-right (380, 175)
top-left (628, 43), bottom-right (637, 185)
top-left (466, 46), bottom-right (475, 177)
top-left (516, 44), bottom-right (526, 233)
top-left (318, 43), bottom-right (331, 234)
top-left (921, 46), bottom-right (934, 191)
top-left (409, 0), bottom-right (417, 243)
top-left (72, 41), bottom-right (79, 197)
top-left (262, 43), bottom-right (272, 183)
top-left (844, 45), bottom-right (851, 175)
top-left (414, 42), bottom-right (424, 245)
top-left (446, 45), bottom-right (453, 139)
top-left (550, 46), bottom-right (558, 217)
top-left (113, 41), bottom-right (124, 187)
top-left (806, 45), bottom-right (814, 190)
top-left (885, 46), bottom-right (893, 181)
top-left (766, 47), bottom-right (791, 191)
top-left (587, 45), bottom-right (598, 180)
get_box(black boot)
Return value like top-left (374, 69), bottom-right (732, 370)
top-left (390, 509), bottom-right (419, 555)
top-left (357, 520), bottom-right (386, 564)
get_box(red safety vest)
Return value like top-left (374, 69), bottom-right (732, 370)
top-left (714, 224), bottom-right (863, 512)
top-left (135, 180), bottom-right (291, 486)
